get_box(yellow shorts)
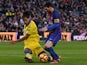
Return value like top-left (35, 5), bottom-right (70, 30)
top-left (24, 41), bottom-right (44, 56)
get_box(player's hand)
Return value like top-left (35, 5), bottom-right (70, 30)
top-left (39, 27), bottom-right (48, 32)
top-left (10, 41), bottom-right (17, 44)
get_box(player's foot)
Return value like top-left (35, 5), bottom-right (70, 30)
top-left (25, 57), bottom-right (33, 63)
top-left (50, 59), bottom-right (58, 64)
top-left (58, 56), bottom-right (61, 62)
top-left (50, 56), bottom-right (61, 64)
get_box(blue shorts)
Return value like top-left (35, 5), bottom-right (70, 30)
top-left (45, 32), bottom-right (61, 46)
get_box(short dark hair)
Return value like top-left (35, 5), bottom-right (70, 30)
top-left (22, 11), bottom-right (33, 18)
top-left (44, 2), bottom-right (54, 7)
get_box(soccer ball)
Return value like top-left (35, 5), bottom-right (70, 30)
top-left (39, 53), bottom-right (48, 62)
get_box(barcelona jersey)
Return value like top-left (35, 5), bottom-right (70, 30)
top-left (46, 9), bottom-right (61, 46)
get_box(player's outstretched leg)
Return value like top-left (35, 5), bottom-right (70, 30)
top-left (24, 48), bottom-right (33, 63)
top-left (45, 47), bottom-right (61, 63)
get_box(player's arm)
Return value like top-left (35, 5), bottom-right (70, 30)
top-left (10, 34), bottom-right (30, 44)
top-left (47, 10), bottom-right (60, 31)
top-left (39, 10), bottom-right (60, 32)
top-left (47, 22), bottom-right (60, 31)
top-left (39, 19), bottom-right (60, 32)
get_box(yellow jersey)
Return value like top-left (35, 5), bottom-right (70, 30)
top-left (23, 20), bottom-right (40, 49)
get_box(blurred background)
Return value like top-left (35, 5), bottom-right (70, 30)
top-left (0, 0), bottom-right (87, 41)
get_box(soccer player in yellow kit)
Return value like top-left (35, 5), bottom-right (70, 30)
top-left (10, 11), bottom-right (51, 63)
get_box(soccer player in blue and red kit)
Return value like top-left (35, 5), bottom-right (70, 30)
top-left (39, 2), bottom-right (61, 63)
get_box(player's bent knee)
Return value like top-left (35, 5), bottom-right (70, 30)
top-left (44, 43), bottom-right (50, 48)
top-left (24, 49), bottom-right (33, 62)
top-left (44, 44), bottom-right (52, 49)
top-left (24, 48), bottom-right (32, 54)
top-left (44, 41), bottom-right (53, 48)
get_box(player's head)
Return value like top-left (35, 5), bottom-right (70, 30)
top-left (44, 2), bottom-right (54, 13)
top-left (22, 11), bottom-right (33, 24)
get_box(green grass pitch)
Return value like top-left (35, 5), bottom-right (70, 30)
top-left (0, 41), bottom-right (87, 65)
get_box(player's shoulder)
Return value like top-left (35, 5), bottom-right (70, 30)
top-left (53, 9), bottom-right (59, 14)
top-left (53, 9), bottom-right (60, 19)
top-left (30, 20), bottom-right (35, 24)
top-left (30, 20), bottom-right (37, 26)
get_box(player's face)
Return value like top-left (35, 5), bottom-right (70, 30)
top-left (44, 7), bottom-right (51, 13)
top-left (23, 17), bottom-right (30, 24)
